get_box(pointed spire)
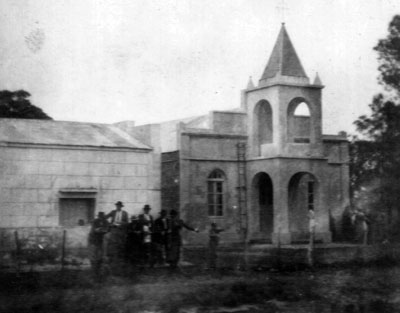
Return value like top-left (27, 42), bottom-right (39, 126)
top-left (313, 72), bottom-right (322, 85)
top-left (259, 24), bottom-right (308, 85)
top-left (247, 76), bottom-right (255, 89)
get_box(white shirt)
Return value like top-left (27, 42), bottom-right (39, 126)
top-left (114, 210), bottom-right (122, 225)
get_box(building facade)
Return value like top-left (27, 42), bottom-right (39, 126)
top-left (161, 25), bottom-right (350, 245)
top-left (0, 25), bottom-right (350, 265)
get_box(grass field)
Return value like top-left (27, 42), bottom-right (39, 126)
top-left (0, 264), bottom-right (399, 312)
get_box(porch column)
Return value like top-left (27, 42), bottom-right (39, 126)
top-left (272, 173), bottom-right (291, 244)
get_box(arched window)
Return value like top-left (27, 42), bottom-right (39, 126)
top-left (207, 170), bottom-right (225, 216)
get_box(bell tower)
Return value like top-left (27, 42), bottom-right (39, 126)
top-left (243, 24), bottom-right (324, 159)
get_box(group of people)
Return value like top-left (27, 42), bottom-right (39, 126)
top-left (342, 206), bottom-right (372, 244)
top-left (88, 201), bottom-right (212, 275)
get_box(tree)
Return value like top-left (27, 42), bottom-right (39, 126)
top-left (351, 15), bottom-right (400, 240)
top-left (352, 95), bottom-right (400, 205)
top-left (375, 15), bottom-right (400, 95)
top-left (0, 90), bottom-right (51, 119)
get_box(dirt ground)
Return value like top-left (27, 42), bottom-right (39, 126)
top-left (1, 263), bottom-right (400, 313)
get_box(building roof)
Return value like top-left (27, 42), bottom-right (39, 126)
top-left (0, 118), bottom-right (151, 149)
top-left (260, 24), bottom-right (307, 81)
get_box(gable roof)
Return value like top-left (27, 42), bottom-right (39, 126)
top-left (0, 118), bottom-right (151, 150)
top-left (260, 24), bottom-right (307, 81)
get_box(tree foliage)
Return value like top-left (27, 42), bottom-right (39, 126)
top-left (352, 94), bottom-right (400, 203)
top-left (351, 15), bottom-right (400, 238)
top-left (375, 15), bottom-right (400, 94)
top-left (349, 138), bottom-right (378, 194)
top-left (0, 90), bottom-right (51, 120)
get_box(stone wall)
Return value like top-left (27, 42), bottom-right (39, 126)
top-left (0, 145), bottom-right (156, 227)
top-left (114, 122), bottom-right (162, 213)
top-left (179, 132), bottom-right (246, 245)
top-left (210, 111), bottom-right (247, 134)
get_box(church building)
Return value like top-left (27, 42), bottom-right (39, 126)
top-left (0, 24), bottom-right (350, 267)
top-left (161, 24), bottom-right (350, 245)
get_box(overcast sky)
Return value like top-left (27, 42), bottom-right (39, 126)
top-left (0, 0), bottom-right (398, 134)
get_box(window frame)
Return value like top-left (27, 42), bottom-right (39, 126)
top-left (207, 170), bottom-right (225, 217)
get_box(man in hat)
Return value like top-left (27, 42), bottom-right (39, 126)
top-left (153, 209), bottom-right (170, 265)
top-left (106, 201), bottom-right (129, 226)
top-left (105, 201), bottom-right (129, 261)
top-left (126, 215), bottom-right (141, 264)
top-left (167, 209), bottom-right (199, 269)
top-left (137, 204), bottom-right (154, 266)
top-left (88, 212), bottom-right (109, 278)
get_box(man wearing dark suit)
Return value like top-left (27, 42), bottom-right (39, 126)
top-left (106, 201), bottom-right (129, 226)
top-left (137, 204), bottom-right (154, 266)
top-left (105, 201), bottom-right (129, 261)
top-left (167, 209), bottom-right (199, 269)
top-left (153, 209), bottom-right (169, 265)
top-left (88, 211), bottom-right (109, 278)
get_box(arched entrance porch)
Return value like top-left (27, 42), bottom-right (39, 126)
top-left (288, 172), bottom-right (318, 242)
top-left (252, 172), bottom-right (274, 241)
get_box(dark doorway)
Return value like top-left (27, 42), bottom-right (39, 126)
top-left (59, 198), bottom-right (95, 227)
top-left (253, 172), bottom-right (273, 239)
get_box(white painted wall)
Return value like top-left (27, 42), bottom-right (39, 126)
top-left (0, 145), bottom-right (160, 228)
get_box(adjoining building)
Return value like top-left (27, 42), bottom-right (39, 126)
top-left (0, 118), bottom-right (160, 260)
top-left (160, 24), bottom-right (349, 245)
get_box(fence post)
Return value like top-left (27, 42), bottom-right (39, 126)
top-left (61, 230), bottom-right (66, 270)
top-left (276, 226), bottom-right (281, 270)
top-left (307, 227), bottom-right (314, 267)
top-left (307, 209), bottom-right (315, 268)
top-left (14, 231), bottom-right (21, 275)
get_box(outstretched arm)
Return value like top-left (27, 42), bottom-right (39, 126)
top-left (182, 221), bottom-right (198, 232)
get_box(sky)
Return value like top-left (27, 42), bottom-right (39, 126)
top-left (0, 0), bottom-right (398, 134)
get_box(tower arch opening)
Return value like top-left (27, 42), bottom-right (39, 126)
top-left (253, 100), bottom-right (273, 156)
top-left (294, 102), bottom-right (310, 116)
top-left (287, 98), bottom-right (312, 143)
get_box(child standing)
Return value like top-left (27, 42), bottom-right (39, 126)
top-left (208, 222), bottom-right (224, 269)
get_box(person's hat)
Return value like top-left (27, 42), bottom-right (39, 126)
top-left (143, 204), bottom-right (151, 210)
top-left (115, 201), bottom-right (124, 207)
top-left (159, 209), bottom-right (167, 215)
